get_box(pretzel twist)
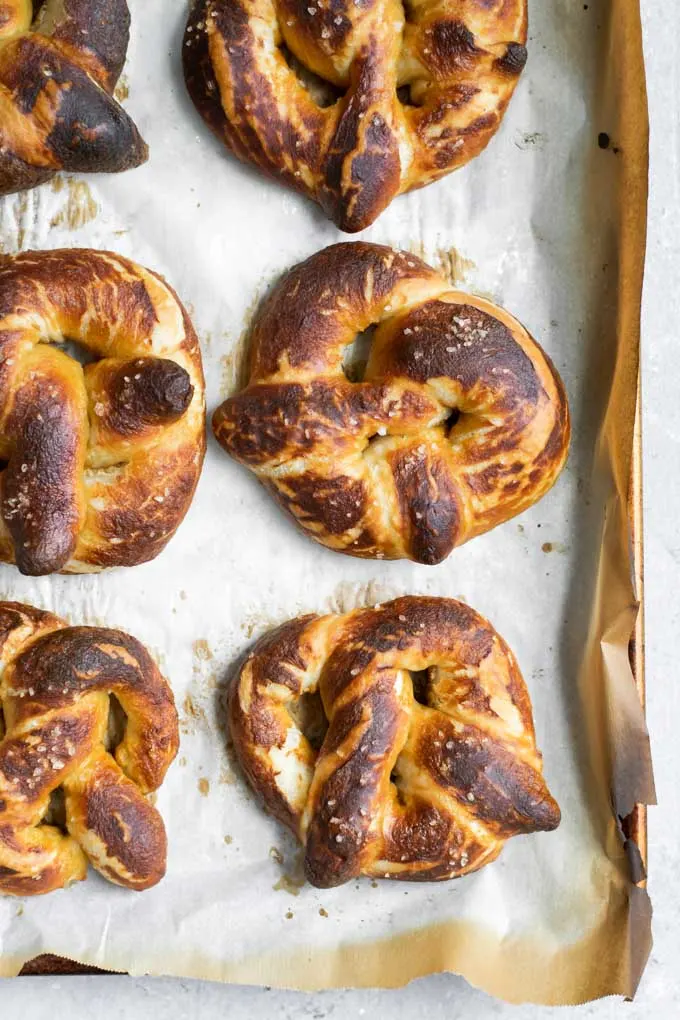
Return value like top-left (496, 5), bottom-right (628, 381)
top-left (213, 243), bottom-right (569, 564)
top-left (183, 0), bottom-right (527, 230)
top-left (0, 248), bottom-right (206, 575)
top-left (0, 0), bottom-right (147, 196)
top-left (0, 601), bottom-right (179, 896)
top-left (230, 596), bottom-right (560, 887)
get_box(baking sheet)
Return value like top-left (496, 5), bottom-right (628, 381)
top-left (0, 0), bottom-right (653, 1004)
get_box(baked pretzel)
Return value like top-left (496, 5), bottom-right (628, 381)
top-left (230, 596), bottom-right (559, 887)
top-left (183, 0), bottom-right (527, 231)
top-left (213, 243), bottom-right (570, 564)
top-left (0, 0), bottom-right (147, 197)
top-left (0, 248), bottom-right (206, 575)
top-left (0, 601), bottom-right (179, 895)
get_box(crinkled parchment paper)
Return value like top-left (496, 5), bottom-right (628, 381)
top-left (0, 0), bottom-right (654, 1004)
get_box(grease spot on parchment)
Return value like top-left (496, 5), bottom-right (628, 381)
top-left (240, 612), bottom-right (283, 640)
top-left (434, 248), bottom-right (476, 286)
top-left (193, 639), bottom-right (213, 664)
top-left (224, 835), bottom-right (233, 845)
top-left (114, 76), bottom-right (130, 102)
top-left (50, 179), bottom-right (98, 230)
top-left (319, 907), bottom-right (328, 917)
top-left (285, 910), bottom-right (294, 919)
top-left (219, 288), bottom-right (265, 397)
top-left (198, 777), bottom-right (210, 797)
top-left (515, 131), bottom-right (547, 151)
top-left (180, 692), bottom-right (207, 734)
top-left (327, 579), bottom-right (397, 615)
top-left (271, 848), bottom-right (306, 896)
top-left (219, 765), bottom-right (236, 785)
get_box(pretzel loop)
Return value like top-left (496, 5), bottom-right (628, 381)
top-left (0, 0), bottom-right (147, 196)
top-left (184, 0), bottom-right (527, 229)
top-left (229, 597), bottom-right (560, 887)
top-left (213, 242), bottom-right (570, 564)
top-left (0, 602), bottom-right (179, 896)
top-left (0, 249), bottom-right (206, 575)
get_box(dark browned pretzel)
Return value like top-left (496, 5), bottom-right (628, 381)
top-left (183, 0), bottom-right (527, 230)
top-left (0, 0), bottom-right (147, 196)
top-left (229, 596), bottom-right (560, 887)
top-left (213, 243), bottom-right (570, 564)
top-left (0, 601), bottom-right (179, 896)
top-left (0, 248), bottom-right (206, 575)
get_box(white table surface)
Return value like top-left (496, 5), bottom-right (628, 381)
top-left (1, 0), bottom-right (677, 1015)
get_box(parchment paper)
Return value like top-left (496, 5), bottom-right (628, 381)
top-left (0, 0), bottom-right (654, 1005)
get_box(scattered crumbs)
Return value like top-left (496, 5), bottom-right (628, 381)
top-left (178, 756), bottom-right (187, 767)
top-left (542, 541), bottom-right (569, 554)
top-left (434, 247), bottom-right (476, 286)
top-left (114, 75), bottom-right (130, 102)
top-left (193, 639), bottom-right (213, 662)
top-left (370, 880), bottom-right (378, 888)
top-left (50, 179), bottom-right (98, 230)
top-left (15, 904), bottom-right (23, 917)
top-left (269, 846), bottom-right (284, 866)
top-left (224, 835), bottom-right (233, 845)
top-left (198, 777), bottom-right (210, 797)
top-left (285, 909), bottom-right (294, 920)
top-left (517, 523), bottom-right (525, 534)
top-left (319, 907), bottom-right (329, 918)
top-left (514, 131), bottom-right (546, 151)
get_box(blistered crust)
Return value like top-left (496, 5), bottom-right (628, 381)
top-left (0, 601), bottom-right (179, 896)
top-left (0, 0), bottom-right (147, 196)
top-left (229, 596), bottom-right (560, 887)
top-left (183, 0), bottom-right (527, 230)
top-left (0, 248), bottom-right (206, 575)
top-left (213, 242), bottom-right (570, 565)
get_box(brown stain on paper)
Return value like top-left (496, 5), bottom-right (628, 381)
top-left (50, 179), bottom-right (98, 230)
top-left (114, 76), bottom-right (130, 102)
top-left (434, 247), bottom-right (476, 286)
top-left (198, 777), bottom-right (210, 797)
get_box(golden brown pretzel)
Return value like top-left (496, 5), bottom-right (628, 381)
top-left (0, 0), bottom-right (147, 197)
top-left (230, 596), bottom-right (560, 887)
top-left (0, 248), bottom-right (206, 575)
top-left (213, 243), bottom-right (570, 564)
top-left (0, 601), bottom-right (179, 896)
top-left (183, 0), bottom-right (527, 231)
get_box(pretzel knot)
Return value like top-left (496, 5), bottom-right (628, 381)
top-left (0, 602), bottom-right (179, 896)
top-left (183, 0), bottom-right (527, 230)
top-left (0, 249), bottom-right (206, 575)
top-left (230, 597), bottom-right (560, 887)
top-left (213, 243), bottom-right (570, 565)
top-left (0, 0), bottom-right (147, 196)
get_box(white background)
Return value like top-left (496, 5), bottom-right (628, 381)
top-left (0, 0), bottom-right (677, 1013)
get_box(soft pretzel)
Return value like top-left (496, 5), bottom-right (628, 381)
top-left (183, 0), bottom-right (527, 230)
top-left (213, 243), bottom-right (569, 564)
top-left (0, 601), bottom-right (179, 896)
top-left (0, 0), bottom-right (147, 196)
top-left (0, 248), bottom-right (206, 575)
top-left (230, 596), bottom-right (560, 887)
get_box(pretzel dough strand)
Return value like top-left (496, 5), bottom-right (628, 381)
top-left (213, 242), bottom-right (570, 565)
top-left (184, 0), bottom-right (527, 229)
top-left (0, 0), bottom-right (147, 196)
top-left (0, 249), bottom-right (206, 575)
top-left (0, 601), bottom-right (179, 896)
top-left (230, 596), bottom-right (560, 888)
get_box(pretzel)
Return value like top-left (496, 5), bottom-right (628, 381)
top-left (0, 601), bottom-right (179, 895)
top-left (0, 0), bottom-right (147, 197)
top-left (230, 596), bottom-right (559, 887)
top-left (0, 248), bottom-right (206, 575)
top-left (183, 0), bottom-right (527, 230)
top-left (213, 243), bottom-right (570, 564)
